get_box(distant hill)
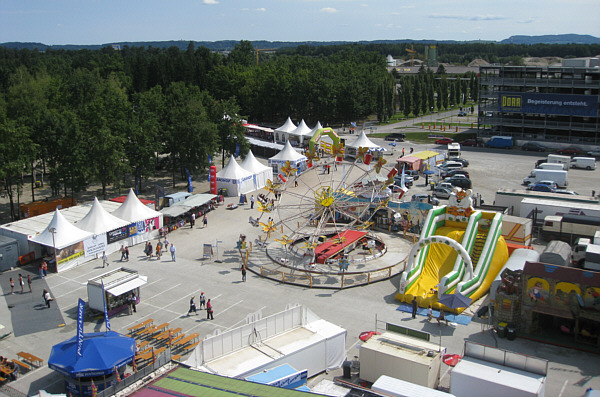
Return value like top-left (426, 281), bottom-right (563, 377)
top-left (1, 34), bottom-right (599, 51)
top-left (500, 34), bottom-right (600, 45)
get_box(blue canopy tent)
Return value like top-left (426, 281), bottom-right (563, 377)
top-left (49, 331), bottom-right (135, 378)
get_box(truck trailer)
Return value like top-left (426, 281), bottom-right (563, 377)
top-left (522, 169), bottom-right (568, 187)
top-left (494, 188), bottom-right (598, 216)
top-left (547, 154), bottom-right (571, 170)
top-left (542, 214), bottom-right (600, 243)
top-left (519, 198), bottom-right (600, 224)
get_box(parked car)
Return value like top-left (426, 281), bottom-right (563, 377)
top-left (447, 156), bottom-right (470, 167)
top-left (587, 150), bottom-right (600, 159)
top-left (385, 133), bottom-right (406, 142)
top-left (555, 189), bottom-right (579, 195)
top-left (432, 187), bottom-right (453, 199)
top-left (527, 180), bottom-right (558, 191)
top-left (529, 184), bottom-right (556, 193)
top-left (458, 111), bottom-right (467, 117)
top-left (461, 139), bottom-right (478, 147)
top-left (444, 169), bottom-right (470, 179)
top-left (445, 176), bottom-right (472, 189)
top-left (411, 194), bottom-right (440, 206)
top-left (394, 175), bottom-right (413, 187)
top-left (404, 169), bottom-right (420, 180)
top-left (434, 137), bottom-right (454, 145)
top-left (435, 182), bottom-right (455, 190)
top-left (556, 146), bottom-right (583, 156)
top-left (521, 142), bottom-right (547, 152)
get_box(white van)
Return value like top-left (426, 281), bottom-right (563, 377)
top-left (523, 169), bottom-right (568, 188)
top-left (571, 157), bottom-right (596, 170)
top-left (538, 163), bottom-right (565, 171)
top-left (547, 154), bottom-right (570, 170)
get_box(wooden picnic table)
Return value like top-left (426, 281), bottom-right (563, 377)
top-left (135, 346), bottom-right (167, 362)
top-left (16, 352), bottom-right (43, 367)
top-left (173, 333), bottom-right (200, 346)
top-left (127, 319), bottom-right (154, 334)
top-left (169, 334), bottom-right (186, 345)
top-left (155, 328), bottom-right (182, 341)
top-left (137, 325), bottom-right (158, 336)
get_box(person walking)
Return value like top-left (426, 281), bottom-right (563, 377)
top-left (38, 262), bottom-right (44, 278)
top-left (206, 299), bottom-right (214, 320)
top-left (190, 213), bottom-right (195, 228)
top-left (427, 305), bottom-right (434, 322)
top-left (43, 289), bottom-right (52, 308)
top-left (18, 274), bottom-right (24, 294)
top-left (42, 261), bottom-right (48, 277)
top-left (250, 195), bottom-right (255, 209)
top-left (188, 296), bottom-right (197, 316)
top-left (156, 240), bottom-right (162, 260)
top-left (125, 246), bottom-right (130, 261)
top-left (120, 245), bottom-right (127, 261)
top-left (164, 238), bottom-right (169, 251)
top-left (199, 292), bottom-right (206, 310)
top-left (102, 251), bottom-right (108, 268)
top-left (129, 292), bottom-right (137, 313)
top-left (9, 277), bottom-right (14, 294)
top-left (241, 265), bottom-right (247, 282)
top-left (203, 215), bottom-right (208, 228)
top-left (27, 274), bottom-right (32, 293)
top-left (411, 297), bottom-right (418, 319)
top-left (170, 243), bottom-right (176, 262)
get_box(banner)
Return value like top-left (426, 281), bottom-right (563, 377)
top-left (210, 165), bottom-right (217, 195)
top-left (101, 280), bottom-right (111, 331)
top-left (185, 167), bottom-right (193, 193)
top-left (57, 241), bottom-right (85, 265)
top-left (84, 234), bottom-right (108, 257)
top-left (107, 226), bottom-right (129, 244)
top-left (498, 92), bottom-right (598, 117)
top-left (76, 298), bottom-right (85, 357)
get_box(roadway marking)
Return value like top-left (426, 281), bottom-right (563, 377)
top-left (558, 380), bottom-right (569, 397)
top-left (184, 298), bottom-right (241, 334)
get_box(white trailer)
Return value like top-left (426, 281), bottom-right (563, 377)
top-left (372, 375), bottom-right (456, 397)
top-left (494, 188), bottom-right (598, 216)
top-left (519, 198), bottom-right (600, 223)
top-left (547, 154), bottom-right (571, 170)
top-left (522, 169), bottom-right (568, 187)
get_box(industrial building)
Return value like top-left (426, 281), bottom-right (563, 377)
top-left (478, 58), bottom-right (600, 145)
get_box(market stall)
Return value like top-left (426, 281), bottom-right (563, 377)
top-left (87, 267), bottom-right (147, 316)
top-left (110, 189), bottom-right (163, 246)
top-left (159, 193), bottom-right (217, 230)
top-left (76, 197), bottom-right (130, 257)
top-left (345, 131), bottom-right (386, 159)
top-left (216, 156), bottom-right (255, 197)
top-left (268, 140), bottom-right (308, 176)
top-left (274, 117), bottom-right (297, 143)
top-left (240, 150), bottom-right (274, 191)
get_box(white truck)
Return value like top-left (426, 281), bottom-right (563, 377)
top-left (547, 154), bottom-right (571, 170)
top-left (542, 214), bottom-right (600, 243)
top-left (494, 188), bottom-right (599, 216)
top-left (522, 169), bottom-right (568, 187)
top-left (572, 231), bottom-right (600, 270)
top-left (519, 198), bottom-right (600, 225)
top-left (571, 157), bottom-right (597, 170)
top-left (447, 142), bottom-right (461, 158)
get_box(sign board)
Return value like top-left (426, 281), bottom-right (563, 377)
top-left (498, 92), bottom-right (598, 117)
top-left (203, 244), bottom-right (213, 258)
top-left (107, 226), bottom-right (129, 244)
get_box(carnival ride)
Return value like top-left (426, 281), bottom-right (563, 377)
top-left (396, 189), bottom-right (509, 313)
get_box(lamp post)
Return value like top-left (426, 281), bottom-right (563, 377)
top-left (49, 227), bottom-right (57, 272)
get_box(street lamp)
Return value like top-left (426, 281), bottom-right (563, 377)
top-left (49, 227), bottom-right (57, 272)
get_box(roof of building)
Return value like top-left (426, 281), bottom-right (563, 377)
top-left (523, 262), bottom-right (600, 287)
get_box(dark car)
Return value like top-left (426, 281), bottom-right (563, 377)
top-left (461, 139), bottom-right (478, 147)
top-left (385, 133), bottom-right (406, 142)
top-left (405, 169), bottom-right (419, 180)
top-left (434, 137), bottom-right (454, 145)
top-left (556, 146), bottom-right (583, 156)
top-left (447, 156), bottom-right (470, 167)
top-left (529, 183), bottom-right (556, 193)
top-left (521, 142), bottom-right (547, 152)
top-left (444, 170), bottom-right (470, 179)
top-left (445, 176), bottom-right (472, 189)
top-left (458, 111), bottom-right (467, 117)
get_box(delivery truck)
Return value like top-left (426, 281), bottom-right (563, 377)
top-left (519, 198), bottom-right (600, 225)
top-left (572, 232), bottom-right (600, 270)
top-left (485, 136), bottom-right (513, 149)
top-left (547, 154), bottom-right (571, 170)
top-left (542, 214), bottom-right (600, 243)
top-left (494, 188), bottom-right (598, 216)
top-left (522, 169), bottom-right (568, 187)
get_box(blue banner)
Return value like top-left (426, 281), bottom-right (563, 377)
top-left (101, 280), bottom-right (111, 332)
top-left (498, 92), bottom-right (598, 117)
top-left (76, 298), bottom-right (85, 357)
top-left (185, 167), bottom-right (193, 193)
top-left (235, 143), bottom-right (240, 158)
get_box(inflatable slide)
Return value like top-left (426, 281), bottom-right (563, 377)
top-left (396, 189), bottom-right (509, 313)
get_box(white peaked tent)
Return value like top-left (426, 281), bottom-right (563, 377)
top-left (111, 189), bottom-right (162, 224)
top-left (268, 140), bottom-right (308, 176)
top-left (287, 119), bottom-right (313, 145)
top-left (240, 150), bottom-right (274, 190)
top-left (31, 209), bottom-right (92, 250)
top-left (345, 131), bottom-right (386, 158)
top-left (311, 121), bottom-right (324, 135)
top-left (76, 197), bottom-right (129, 234)
top-left (216, 155), bottom-right (255, 197)
top-left (274, 117), bottom-right (296, 143)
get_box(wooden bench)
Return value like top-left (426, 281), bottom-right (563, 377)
top-left (12, 359), bottom-right (30, 372)
top-left (183, 341), bottom-right (199, 350)
top-left (155, 327), bottom-right (183, 341)
top-left (17, 352), bottom-right (43, 367)
top-left (171, 354), bottom-right (182, 361)
top-left (137, 325), bottom-right (158, 336)
top-left (173, 333), bottom-right (200, 346)
top-left (0, 376), bottom-right (6, 382)
top-left (136, 341), bottom-right (150, 350)
top-left (128, 319), bottom-right (154, 334)
top-left (169, 334), bottom-right (186, 345)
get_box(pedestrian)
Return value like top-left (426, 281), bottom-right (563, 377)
top-left (250, 195), bottom-right (255, 209)
top-left (120, 245), bottom-right (126, 261)
top-left (43, 288), bottom-right (52, 308)
top-left (437, 309), bottom-right (447, 326)
top-left (206, 299), bottom-right (214, 320)
top-left (190, 213), bottom-right (195, 228)
top-left (294, 180), bottom-right (298, 187)
top-left (42, 261), bottom-right (48, 277)
top-left (18, 274), bottom-right (24, 293)
top-left (164, 238), bottom-right (169, 251)
top-left (156, 240), bottom-right (162, 260)
top-left (129, 291), bottom-right (137, 313)
top-left (203, 215), bottom-right (208, 228)
top-left (199, 292), bottom-right (206, 309)
top-left (410, 147), bottom-right (414, 154)
top-left (241, 265), bottom-right (247, 282)
top-left (27, 274), bottom-right (32, 293)
top-left (125, 246), bottom-right (130, 261)
top-left (102, 251), bottom-right (108, 268)
top-left (38, 262), bottom-right (44, 278)
top-left (402, 148), bottom-right (405, 157)
top-left (427, 305), bottom-right (434, 322)
top-left (411, 297), bottom-right (418, 318)
top-left (188, 296), bottom-right (197, 316)
top-left (170, 243), bottom-right (176, 262)
top-left (9, 277), bottom-right (14, 294)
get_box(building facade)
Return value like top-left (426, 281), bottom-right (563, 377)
top-left (478, 59), bottom-right (600, 145)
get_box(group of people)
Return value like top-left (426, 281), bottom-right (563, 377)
top-left (411, 297), bottom-right (448, 326)
top-left (8, 274), bottom-right (32, 295)
top-left (0, 356), bottom-right (18, 381)
top-left (142, 239), bottom-right (176, 261)
top-left (187, 292), bottom-right (213, 319)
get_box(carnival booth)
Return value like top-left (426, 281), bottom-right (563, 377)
top-left (159, 194), bottom-right (217, 230)
top-left (76, 198), bottom-right (130, 257)
top-left (216, 156), bottom-right (255, 197)
top-left (30, 209), bottom-right (93, 273)
top-left (110, 189), bottom-right (163, 247)
top-left (49, 331), bottom-right (135, 396)
top-left (240, 150), bottom-right (274, 191)
top-left (87, 267), bottom-right (147, 316)
top-left (286, 119), bottom-right (313, 147)
top-left (274, 117), bottom-right (297, 144)
top-left (268, 140), bottom-right (308, 176)
top-left (345, 131), bottom-right (386, 159)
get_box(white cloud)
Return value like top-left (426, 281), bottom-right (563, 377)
top-left (320, 7), bottom-right (338, 13)
top-left (429, 13), bottom-right (506, 21)
top-left (203, 0), bottom-right (219, 5)
top-left (255, 7), bottom-right (266, 12)
top-left (518, 17), bottom-right (535, 24)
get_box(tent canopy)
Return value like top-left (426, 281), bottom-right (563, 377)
top-left (269, 141), bottom-right (308, 164)
top-left (216, 155), bottom-right (255, 196)
top-left (346, 131), bottom-right (385, 151)
top-left (111, 189), bottom-right (162, 223)
top-left (274, 117), bottom-right (297, 134)
top-left (288, 119), bottom-right (313, 142)
top-left (241, 150), bottom-right (274, 191)
top-left (76, 197), bottom-right (129, 234)
top-left (30, 209), bottom-right (92, 249)
top-left (48, 331), bottom-right (135, 378)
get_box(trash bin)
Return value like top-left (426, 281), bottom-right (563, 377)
top-left (342, 361), bottom-right (352, 379)
top-left (497, 322), bottom-right (508, 338)
top-left (507, 327), bottom-right (517, 340)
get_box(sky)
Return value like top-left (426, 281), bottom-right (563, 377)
top-left (1, 0), bottom-right (599, 46)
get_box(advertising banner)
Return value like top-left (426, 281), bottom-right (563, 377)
top-left (84, 234), bottom-right (108, 258)
top-left (57, 241), bottom-right (85, 265)
top-left (498, 92), bottom-right (598, 117)
top-left (77, 298), bottom-right (85, 357)
top-left (107, 226), bottom-right (129, 244)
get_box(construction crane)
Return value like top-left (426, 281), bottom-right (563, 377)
top-left (255, 48), bottom-right (276, 65)
top-left (405, 45), bottom-right (417, 67)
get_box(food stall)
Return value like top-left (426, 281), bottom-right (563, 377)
top-left (87, 267), bottom-right (147, 316)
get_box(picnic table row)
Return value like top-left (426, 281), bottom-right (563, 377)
top-left (0, 352), bottom-right (43, 383)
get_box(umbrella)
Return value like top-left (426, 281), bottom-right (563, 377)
top-left (437, 292), bottom-right (473, 309)
top-left (423, 170), bottom-right (435, 175)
